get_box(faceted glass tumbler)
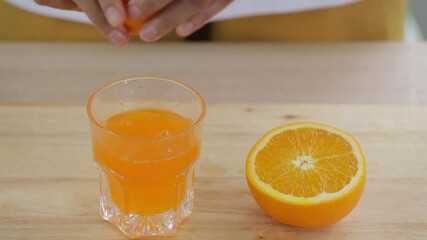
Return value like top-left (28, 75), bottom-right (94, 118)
top-left (87, 77), bottom-right (206, 237)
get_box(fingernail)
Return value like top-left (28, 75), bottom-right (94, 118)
top-left (128, 5), bottom-right (142, 19)
top-left (178, 22), bottom-right (195, 36)
top-left (108, 30), bottom-right (128, 47)
top-left (106, 6), bottom-right (122, 27)
top-left (140, 26), bottom-right (158, 42)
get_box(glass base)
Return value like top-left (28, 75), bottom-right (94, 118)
top-left (100, 193), bottom-right (193, 237)
top-left (98, 168), bottom-right (195, 238)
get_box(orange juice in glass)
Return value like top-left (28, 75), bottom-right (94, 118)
top-left (87, 77), bottom-right (206, 237)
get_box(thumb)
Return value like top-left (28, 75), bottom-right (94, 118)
top-left (73, 0), bottom-right (129, 47)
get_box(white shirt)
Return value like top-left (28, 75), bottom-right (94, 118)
top-left (5, 0), bottom-right (360, 24)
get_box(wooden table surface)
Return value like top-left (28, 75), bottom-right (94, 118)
top-left (1, 42), bottom-right (427, 239)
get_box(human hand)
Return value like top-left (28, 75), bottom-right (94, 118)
top-left (126, 0), bottom-right (233, 41)
top-left (34, 0), bottom-right (233, 46)
top-left (35, 0), bottom-right (129, 46)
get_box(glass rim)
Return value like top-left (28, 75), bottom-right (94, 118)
top-left (87, 76), bottom-right (206, 141)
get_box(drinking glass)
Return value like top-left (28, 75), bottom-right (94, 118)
top-left (87, 77), bottom-right (206, 237)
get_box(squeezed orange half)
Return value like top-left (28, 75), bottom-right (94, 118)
top-left (124, 17), bottom-right (147, 35)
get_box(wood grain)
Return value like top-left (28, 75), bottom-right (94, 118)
top-left (1, 104), bottom-right (426, 239)
top-left (1, 42), bottom-right (427, 105)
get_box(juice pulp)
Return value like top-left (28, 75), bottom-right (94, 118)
top-left (93, 108), bottom-right (200, 215)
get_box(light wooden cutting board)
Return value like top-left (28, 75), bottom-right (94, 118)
top-left (0, 104), bottom-right (426, 239)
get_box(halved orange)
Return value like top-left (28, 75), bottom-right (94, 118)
top-left (246, 122), bottom-right (366, 227)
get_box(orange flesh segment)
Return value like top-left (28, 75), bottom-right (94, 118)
top-left (124, 17), bottom-right (146, 35)
top-left (255, 128), bottom-right (358, 198)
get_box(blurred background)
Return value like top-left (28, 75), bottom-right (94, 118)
top-left (407, 0), bottom-right (427, 41)
top-left (2, 0), bottom-right (427, 42)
